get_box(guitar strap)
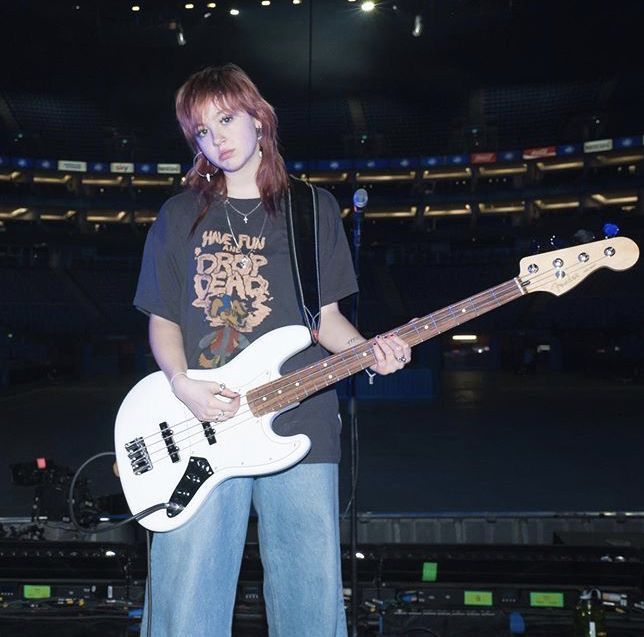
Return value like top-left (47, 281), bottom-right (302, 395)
top-left (284, 175), bottom-right (322, 344)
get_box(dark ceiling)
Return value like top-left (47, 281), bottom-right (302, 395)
top-left (1, 0), bottom-right (643, 160)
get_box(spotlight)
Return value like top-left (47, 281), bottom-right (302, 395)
top-left (131, 4), bottom-right (141, 11)
top-left (261, 0), bottom-right (270, 5)
top-left (184, 3), bottom-right (194, 8)
top-left (412, 14), bottom-right (422, 37)
top-left (361, 1), bottom-right (375, 12)
top-left (293, 0), bottom-right (301, 4)
top-left (207, 2), bottom-right (216, 6)
top-left (177, 25), bottom-right (186, 46)
top-left (230, 8), bottom-right (239, 15)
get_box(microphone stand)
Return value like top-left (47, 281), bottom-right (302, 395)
top-left (348, 194), bottom-right (364, 637)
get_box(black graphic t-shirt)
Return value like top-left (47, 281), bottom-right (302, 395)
top-left (134, 186), bottom-right (358, 463)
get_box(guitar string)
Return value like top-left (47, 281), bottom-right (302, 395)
top-left (133, 250), bottom-right (617, 467)
top-left (139, 278), bottom-right (524, 456)
top-left (137, 249), bottom-right (615, 464)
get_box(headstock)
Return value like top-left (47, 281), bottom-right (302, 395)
top-left (518, 237), bottom-right (639, 296)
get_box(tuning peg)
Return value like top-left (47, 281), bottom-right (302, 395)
top-left (603, 223), bottom-right (620, 239)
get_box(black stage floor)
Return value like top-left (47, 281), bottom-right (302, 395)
top-left (1, 369), bottom-right (643, 519)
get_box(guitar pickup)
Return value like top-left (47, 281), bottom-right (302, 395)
top-left (125, 437), bottom-right (152, 475)
top-left (160, 422), bottom-right (180, 463)
top-left (201, 421), bottom-right (217, 445)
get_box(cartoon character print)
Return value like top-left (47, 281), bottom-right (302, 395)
top-left (192, 228), bottom-right (271, 368)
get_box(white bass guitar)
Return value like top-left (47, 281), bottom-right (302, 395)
top-left (114, 237), bottom-right (639, 532)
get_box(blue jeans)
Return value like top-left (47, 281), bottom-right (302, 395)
top-left (142, 463), bottom-right (347, 637)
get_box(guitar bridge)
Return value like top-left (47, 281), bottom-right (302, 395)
top-left (125, 437), bottom-right (152, 475)
top-left (168, 456), bottom-right (214, 517)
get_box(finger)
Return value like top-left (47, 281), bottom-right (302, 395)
top-left (387, 335), bottom-right (411, 363)
top-left (219, 387), bottom-right (240, 399)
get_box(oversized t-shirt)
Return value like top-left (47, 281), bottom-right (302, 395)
top-left (133, 186), bottom-right (358, 463)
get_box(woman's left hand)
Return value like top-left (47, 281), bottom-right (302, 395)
top-left (370, 333), bottom-right (412, 375)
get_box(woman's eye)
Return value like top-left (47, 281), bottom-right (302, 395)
top-left (195, 128), bottom-right (208, 139)
top-left (220, 114), bottom-right (233, 125)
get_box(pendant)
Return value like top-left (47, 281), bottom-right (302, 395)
top-left (240, 255), bottom-right (249, 267)
top-left (243, 217), bottom-right (248, 224)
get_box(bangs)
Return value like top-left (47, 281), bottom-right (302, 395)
top-left (176, 68), bottom-right (258, 141)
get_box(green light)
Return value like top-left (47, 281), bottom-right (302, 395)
top-left (23, 585), bottom-right (51, 599)
top-left (530, 591), bottom-right (564, 608)
top-left (464, 590), bottom-right (493, 606)
top-left (421, 562), bottom-right (438, 582)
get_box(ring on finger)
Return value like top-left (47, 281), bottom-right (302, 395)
top-left (396, 355), bottom-right (407, 363)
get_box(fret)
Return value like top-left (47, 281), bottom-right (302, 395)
top-left (248, 278), bottom-right (524, 417)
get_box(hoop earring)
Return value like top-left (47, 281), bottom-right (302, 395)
top-left (256, 127), bottom-right (263, 142)
top-left (193, 151), bottom-right (218, 182)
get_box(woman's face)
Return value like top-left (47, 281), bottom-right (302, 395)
top-left (195, 100), bottom-right (261, 179)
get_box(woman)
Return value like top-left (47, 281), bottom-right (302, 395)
top-left (134, 63), bottom-right (411, 636)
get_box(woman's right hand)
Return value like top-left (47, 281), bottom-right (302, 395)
top-left (171, 375), bottom-right (241, 423)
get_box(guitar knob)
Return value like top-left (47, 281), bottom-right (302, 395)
top-left (578, 252), bottom-right (590, 263)
top-left (553, 258), bottom-right (564, 268)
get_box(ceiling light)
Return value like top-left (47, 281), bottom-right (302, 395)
top-left (131, 5), bottom-right (141, 11)
top-left (261, 0), bottom-right (271, 5)
top-left (412, 14), bottom-right (422, 37)
top-left (293, 0), bottom-right (302, 4)
top-left (207, 2), bottom-right (216, 6)
top-left (361, 1), bottom-right (375, 11)
top-left (230, 8), bottom-right (240, 15)
top-left (184, 3), bottom-right (194, 9)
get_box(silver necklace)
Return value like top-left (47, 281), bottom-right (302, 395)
top-left (224, 198), bottom-right (262, 224)
top-left (224, 207), bottom-right (269, 267)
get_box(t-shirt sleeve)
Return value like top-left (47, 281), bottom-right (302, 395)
top-left (316, 188), bottom-right (359, 305)
top-left (133, 205), bottom-right (182, 324)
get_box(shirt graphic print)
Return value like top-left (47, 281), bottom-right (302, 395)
top-left (192, 224), bottom-right (271, 368)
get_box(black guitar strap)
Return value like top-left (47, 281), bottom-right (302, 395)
top-left (284, 175), bottom-right (321, 344)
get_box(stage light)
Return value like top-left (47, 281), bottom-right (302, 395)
top-left (361, 1), bottom-right (375, 10)
top-left (177, 25), bottom-right (186, 46)
top-left (452, 335), bottom-right (477, 342)
top-left (261, 0), bottom-right (271, 5)
top-left (207, 2), bottom-right (216, 6)
top-left (293, 0), bottom-right (302, 4)
top-left (412, 14), bottom-right (422, 37)
top-left (230, 8), bottom-right (240, 15)
top-left (131, 4), bottom-right (141, 12)
top-left (184, 3), bottom-right (194, 9)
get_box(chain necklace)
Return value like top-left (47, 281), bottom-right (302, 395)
top-left (224, 206), bottom-right (268, 268)
top-left (224, 198), bottom-right (263, 224)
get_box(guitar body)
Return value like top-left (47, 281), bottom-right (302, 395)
top-left (114, 325), bottom-right (313, 533)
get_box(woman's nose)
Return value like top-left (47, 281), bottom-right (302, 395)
top-left (212, 128), bottom-right (225, 147)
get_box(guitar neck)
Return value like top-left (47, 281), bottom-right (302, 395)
top-left (248, 276), bottom-right (526, 416)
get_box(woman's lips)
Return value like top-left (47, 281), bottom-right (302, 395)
top-left (219, 149), bottom-right (234, 161)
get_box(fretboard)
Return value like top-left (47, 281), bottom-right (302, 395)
top-left (247, 277), bottom-right (525, 416)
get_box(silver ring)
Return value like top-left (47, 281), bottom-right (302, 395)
top-left (397, 355), bottom-right (407, 363)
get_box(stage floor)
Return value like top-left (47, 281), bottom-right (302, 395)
top-left (1, 369), bottom-right (643, 519)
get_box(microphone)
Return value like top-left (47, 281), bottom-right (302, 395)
top-left (353, 188), bottom-right (368, 212)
